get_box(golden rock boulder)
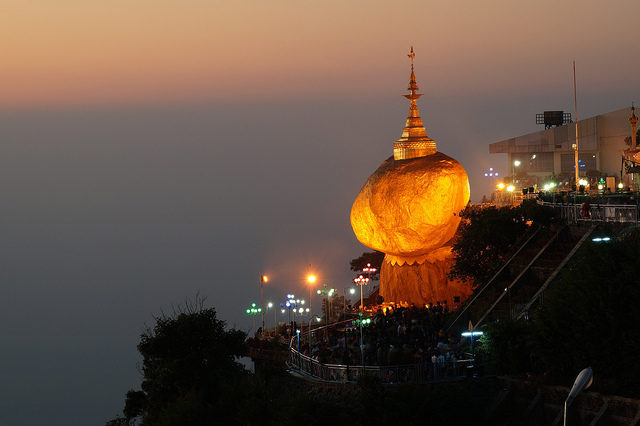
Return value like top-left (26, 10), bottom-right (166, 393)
top-left (350, 152), bottom-right (470, 257)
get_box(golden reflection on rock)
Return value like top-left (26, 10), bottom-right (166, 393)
top-left (350, 152), bottom-right (469, 257)
top-left (349, 47), bottom-right (472, 306)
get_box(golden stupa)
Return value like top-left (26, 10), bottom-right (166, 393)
top-left (350, 47), bottom-right (472, 307)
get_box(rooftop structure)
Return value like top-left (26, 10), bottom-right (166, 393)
top-left (489, 107), bottom-right (638, 189)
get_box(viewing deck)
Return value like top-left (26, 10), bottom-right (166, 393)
top-left (536, 192), bottom-right (640, 224)
top-left (285, 337), bottom-right (474, 385)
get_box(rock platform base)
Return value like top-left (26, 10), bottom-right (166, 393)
top-left (379, 248), bottom-right (473, 308)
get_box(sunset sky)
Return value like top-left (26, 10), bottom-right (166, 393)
top-left (1, 1), bottom-right (639, 424)
top-left (2, 0), bottom-right (637, 107)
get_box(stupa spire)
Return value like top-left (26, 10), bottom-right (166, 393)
top-left (393, 46), bottom-right (437, 160)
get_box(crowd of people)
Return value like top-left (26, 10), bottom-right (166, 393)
top-left (285, 303), bottom-right (473, 379)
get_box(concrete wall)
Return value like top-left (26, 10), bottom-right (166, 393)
top-left (491, 107), bottom-right (634, 182)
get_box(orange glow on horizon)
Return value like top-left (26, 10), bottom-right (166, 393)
top-left (1, 1), bottom-right (637, 108)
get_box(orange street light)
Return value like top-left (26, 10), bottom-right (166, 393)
top-left (306, 273), bottom-right (317, 354)
top-left (260, 275), bottom-right (268, 333)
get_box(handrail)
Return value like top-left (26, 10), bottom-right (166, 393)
top-left (286, 344), bottom-right (471, 384)
top-left (475, 225), bottom-right (567, 328)
top-left (515, 224), bottom-right (596, 319)
top-left (446, 226), bottom-right (541, 332)
top-left (539, 201), bottom-right (639, 224)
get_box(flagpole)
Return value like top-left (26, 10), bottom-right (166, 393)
top-left (573, 61), bottom-right (579, 189)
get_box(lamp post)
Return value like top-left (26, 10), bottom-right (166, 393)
top-left (354, 275), bottom-right (370, 311)
top-left (296, 329), bottom-right (301, 368)
top-left (484, 168), bottom-right (500, 203)
top-left (280, 308), bottom-right (285, 333)
top-left (245, 303), bottom-right (262, 336)
top-left (483, 167), bottom-right (499, 179)
top-left (317, 284), bottom-right (336, 323)
top-left (504, 287), bottom-right (511, 319)
top-left (267, 302), bottom-right (274, 335)
top-left (513, 160), bottom-right (521, 187)
top-left (307, 273), bottom-right (317, 354)
top-left (362, 263), bottom-right (377, 299)
top-left (564, 367), bottom-right (593, 426)
top-left (461, 330), bottom-right (483, 377)
top-left (344, 287), bottom-right (356, 315)
top-left (260, 275), bottom-right (268, 333)
top-left (281, 294), bottom-right (297, 329)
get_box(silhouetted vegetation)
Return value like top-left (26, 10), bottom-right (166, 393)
top-left (449, 200), bottom-right (555, 285)
top-left (109, 298), bottom-right (489, 425)
top-left (478, 230), bottom-right (640, 397)
top-left (349, 251), bottom-right (384, 277)
top-left (110, 298), bottom-right (248, 425)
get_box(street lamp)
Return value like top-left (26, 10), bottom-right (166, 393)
top-left (317, 284), bottom-right (337, 324)
top-left (343, 287), bottom-right (356, 315)
top-left (483, 167), bottom-right (499, 178)
top-left (362, 263), bottom-right (377, 299)
top-left (260, 275), bottom-right (268, 333)
top-left (513, 160), bottom-right (521, 186)
top-left (307, 273), bottom-right (317, 354)
top-left (281, 294), bottom-right (298, 326)
top-left (245, 303), bottom-right (262, 336)
top-left (461, 330), bottom-right (483, 376)
top-left (353, 275), bottom-right (370, 311)
top-left (564, 367), bottom-right (593, 426)
top-left (267, 302), bottom-right (274, 335)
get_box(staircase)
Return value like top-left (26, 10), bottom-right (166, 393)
top-left (447, 224), bottom-right (595, 333)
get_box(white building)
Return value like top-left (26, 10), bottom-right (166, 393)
top-left (489, 107), bottom-right (637, 190)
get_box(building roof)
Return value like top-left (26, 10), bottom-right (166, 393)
top-left (489, 107), bottom-right (629, 154)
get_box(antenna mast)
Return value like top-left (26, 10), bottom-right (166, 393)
top-left (573, 61), bottom-right (579, 189)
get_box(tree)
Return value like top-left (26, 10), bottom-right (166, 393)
top-left (448, 205), bottom-right (529, 285)
top-left (349, 251), bottom-right (384, 278)
top-left (449, 201), bottom-right (555, 285)
top-left (116, 299), bottom-right (248, 425)
top-left (478, 230), bottom-right (640, 397)
top-left (530, 230), bottom-right (640, 396)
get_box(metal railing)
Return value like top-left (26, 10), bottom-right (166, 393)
top-left (539, 201), bottom-right (639, 224)
top-left (287, 341), bottom-right (473, 384)
top-left (446, 227), bottom-right (541, 332)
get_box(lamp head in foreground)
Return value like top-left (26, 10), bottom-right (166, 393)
top-left (566, 367), bottom-right (593, 406)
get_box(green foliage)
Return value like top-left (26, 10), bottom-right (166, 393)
top-left (117, 300), bottom-right (248, 425)
top-left (520, 199), bottom-right (555, 226)
top-left (479, 320), bottom-right (535, 375)
top-left (349, 251), bottom-right (384, 275)
top-left (530, 231), bottom-right (640, 395)
top-left (478, 230), bottom-right (640, 396)
top-left (449, 205), bottom-right (529, 284)
top-left (449, 202), bottom-right (555, 285)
